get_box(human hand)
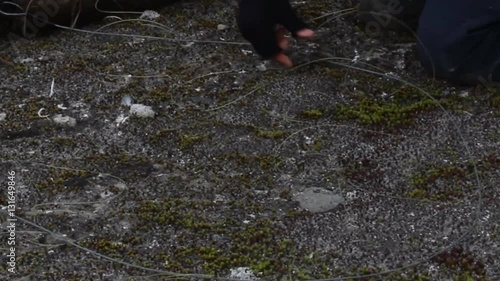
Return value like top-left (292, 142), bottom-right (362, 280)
top-left (237, 0), bottom-right (315, 67)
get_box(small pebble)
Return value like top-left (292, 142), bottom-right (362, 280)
top-left (52, 115), bottom-right (77, 127)
top-left (130, 104), bottom-right (155, 118)
top-left (293, 187), bottom-right (344, 213)
top-left (217, 24), bottom-right (228, 31)
top-left (19, 58), bottom-right (34, 64)
top-left (0, 112), bottom-right (6, 122)
top-left (459, 90), bottom-right (469, 98)
top-left (121, 95), bottom-right (133, 106)
top-left (256, 64), bottom-right (267, 72)
top-left (140, 10), bottom-right (160, 20)
top-left (229, 267), bottom-right (257, 280)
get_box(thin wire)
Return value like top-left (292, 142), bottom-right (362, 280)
top-left (310, 8), bottom-right (357, 22)
top-left (22, 0), bottom-right (35, 37)
top-left (0, 4), bottom-right (250, 46)
top-left (94, 0), bottom-right (144, 15)
top-left (0, 1), bottom-right (26, 16)
top-left (8, 214), bottom-right (215, 279)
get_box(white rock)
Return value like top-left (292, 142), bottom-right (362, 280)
top-left (256, 64), bottom-right (267, 71)
top-left (229, 267), bottom-right (257, 280)
top-left (130, 104), bottom-right (155, 118)
top-left (115, 114), bottom-right (129, 126)
top-left (0, 112), bottom-right (6, 122)
top-left (52, 115), bottom-right (77, 127)
top-left (140, 10), bottom-right (160, 20)
top-left (121, 95), bottom-right (133, 106)
top-left (217, 24), bottom-right (228, 31)
top-left (459, 90), bottom-right (469, 98)
top-left (20, 58), bottom-right (34, 64)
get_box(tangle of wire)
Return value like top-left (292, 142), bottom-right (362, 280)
top-left (0, 1), bottom-right (488, 280)
top-left (0, 0), bottom-right (250, 46)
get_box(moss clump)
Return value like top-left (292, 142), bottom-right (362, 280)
top-left (133, 199), bottom-right (298, 278)
top-left (179, 134), bottom-right (208, 150)
top-left (323, 68), bottom-right (348, 80)
top-left (490, 96), bottom-right (500, 116)
top-left (148, 127), bottom-right (178, 143)
top-left (222, 153), bottom-right (279, 170)
top-left (304, 139), bottom-right (323, 151)
top-left (407, 163), bottom-right (469, 201)
top-left (146, 86), bottom-right (171, 102)
top-left (481, 153), bottom-right (500, 169)
top-left (336, 98), bottom-right (437, 127)
top-left (52, 137), bottom-right (76, 146)
top-left (489, 96), bottom-right (500, 108)
top-left (9, 97), bottom-right (61, 121)
top-left (35, 168), bottom-right (91, 193)
top-left (406, 188), bottom-right (428, 200)
top-left (229, 218), bottom-right (289, 277)
top-left (296, 0), bottom-right (337, 22)
top-left (258, 155), bottom-right (279, 169)
top-left (191, 18), bottom-right (218, 29)
top-left (431, 246), bottom-right (487, 280)
top-left (82, 238), bottom-right (137, 261)
top-left (63, 57), bottom-right (87, 71)
top-left (134, 197), bottom-right (219, 234)
top-left (300, 109), bottom-right (324, 119)
top-left (81, 153), bottom-right (153, 180)
top-left (279, 188), bottom-right (292, 200)
top-left (410, 164), bottom-right (466, 188)
top-left (14, 250), bottom-right (45, 272)
top-left (255, 128), bottom-right (286, 139)
top-left (14, 64), bottom-right (28, 72)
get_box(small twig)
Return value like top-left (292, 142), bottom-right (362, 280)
top-left (0, 57), bottom-right (14, 66)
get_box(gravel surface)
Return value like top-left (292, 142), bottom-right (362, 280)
top-left (0, 0), bottom-right (499, 280)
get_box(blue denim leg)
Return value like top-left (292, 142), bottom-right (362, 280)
top-left (417, 0), bottom-right (500, 85)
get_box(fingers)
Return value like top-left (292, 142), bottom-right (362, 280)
top-left (276, 26), bottom-right (290, 50)
top-left (237, 0), bottom-right (314, 67)
top-left (271, 0), bottom-right (309, 35)
top-left (274, 52), bottom-right (293, 67)
top-left (274, 27), bottom-right (314, 67)
top-left (238, 23), bottom-right (283, 60)
top-left (296, 28), bottom-right (315, 39)
top-left (238, 0), bottom-right (283, 59)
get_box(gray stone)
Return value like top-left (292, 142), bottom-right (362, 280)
top-left (293, 188), bottom-right (345, 213)
top-left (52, 114), bottom-right (77, 127)
top-left (130, 104), bottom-right (155, 118)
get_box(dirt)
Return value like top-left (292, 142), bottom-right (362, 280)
top-left (0, 0), bottom-right (499, 280)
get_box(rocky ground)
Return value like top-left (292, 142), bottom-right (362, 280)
top-left (0, 0), bottom-right (499, 280)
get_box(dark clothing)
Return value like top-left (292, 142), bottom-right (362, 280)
top-left (358, 0), bottom-right (500, 85)
top-left (358, 0), bottom-right (426, 32)
top-left (237, 0), bottom-right (308, 59)
top-left (417, 1), bottom-right (500, 85)
top-left (238, 0), bottom-right (500, 86)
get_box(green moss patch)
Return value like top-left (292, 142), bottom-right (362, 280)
top-left (336, 97), bottom-right (437, 127)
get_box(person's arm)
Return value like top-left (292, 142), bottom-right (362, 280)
top-left (237, 0), bottom-right (314, 67)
